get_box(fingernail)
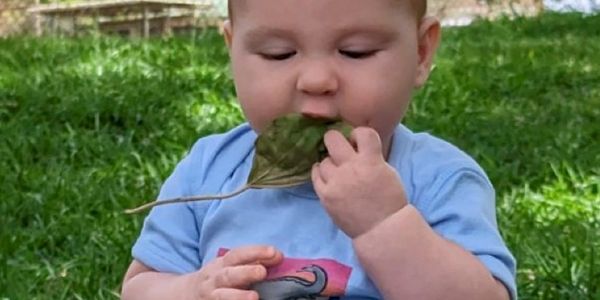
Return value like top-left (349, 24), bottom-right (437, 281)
top-left (256, 265), bottom-right (267, 278)
top-left (266, 246), bottom-right (275, 257)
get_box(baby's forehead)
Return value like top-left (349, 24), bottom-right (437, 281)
top-left (227, 0), bottom-right (426, 21)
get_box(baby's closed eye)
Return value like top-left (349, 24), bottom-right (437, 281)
top-left (338, 49), bottom-right (379, 59)
top-left (259, 51), bottom-right (297, 61)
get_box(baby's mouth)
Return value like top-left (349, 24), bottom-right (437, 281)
top-left (301, 112), bottom-right (331, 119)
top-left (299, 112), bottom-right (345, 124)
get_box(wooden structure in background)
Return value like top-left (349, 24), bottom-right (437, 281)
top-left (27, 0), bottom-right (220, 37)
top-left (0, 0), bottom-right (37, 36)
top-left (429, 0), bottom-right (544, 26)
top-left (1, 0), bottom-right (544, 37)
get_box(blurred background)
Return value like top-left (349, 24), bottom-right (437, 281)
top-left (0, 0), bottom-right (545, 37)
top-left (1, 0), bottom-right (599, 299)
top-left (1, 0), bottom-right (598, 37)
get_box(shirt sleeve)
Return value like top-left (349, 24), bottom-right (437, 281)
top-left (418, 168), bottom-right (517, 299)
top-left (131, 146), bottom-right (208, 274)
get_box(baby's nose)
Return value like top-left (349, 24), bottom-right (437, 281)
top-left (296, 60), bottom-right (339, 96)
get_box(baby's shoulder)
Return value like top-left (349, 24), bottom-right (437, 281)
top-left (178, 123), bottom-right (256, 193)
top-left (391, 125), bottom-right (492, 202)
top-left (411, 132), bottom-right (479, 170)
top-left (394, 125), bottom-right (483, 172)
top-left (188, 123), bottom-right (256, 160)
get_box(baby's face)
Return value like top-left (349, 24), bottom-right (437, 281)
top-left (225, 0), bottom-right (434, 156)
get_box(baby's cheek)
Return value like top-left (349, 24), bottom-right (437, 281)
top-left (239, 106), bottom-right (263, 132)
top-left (240, 104), bottom-right (279, 133)
top-left (337, 103), bottom-right (371, 127)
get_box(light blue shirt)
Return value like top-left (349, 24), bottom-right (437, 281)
top-left (132, 123), bottom-right (517, 299)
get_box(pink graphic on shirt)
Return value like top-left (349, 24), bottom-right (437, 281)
top-left (218, 248), bottom-right (352, 298)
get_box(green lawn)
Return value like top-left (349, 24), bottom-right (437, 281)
top-left (1, 12), bottom-right (599, 299)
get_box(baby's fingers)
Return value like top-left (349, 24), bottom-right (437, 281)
top-left (222, 245), bottom-right (282, 267)
top-left (211, 288), bottom-right (259, 300)
top-left (214, 265), bottom-right (267, 289)
top-left (351, 127), bottom-right (382, 157)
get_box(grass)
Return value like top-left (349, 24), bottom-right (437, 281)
top-left (1, 12), bottom-right (599, 299)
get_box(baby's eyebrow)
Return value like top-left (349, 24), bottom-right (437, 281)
top-left (241, 25), bottom-right (399, 47)
top-left (242, 27), bottom-right (294, 46)
top-left (335, 25), bottom-right (399, 42)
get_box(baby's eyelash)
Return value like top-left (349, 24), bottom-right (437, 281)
top-left (339, 50), bottom-right (378, 59)
top-left (260, 52), bottom-right (296, 61)
top-left (259, 50), bottom-right (378, 60)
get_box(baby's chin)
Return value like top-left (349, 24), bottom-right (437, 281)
top-left (248, 121), bottom-right (267, 134)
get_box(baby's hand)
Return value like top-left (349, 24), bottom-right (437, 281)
top-left (187, 245), bottom-right (283, 300)
top-left (312, 127), bottom-right (408, 239)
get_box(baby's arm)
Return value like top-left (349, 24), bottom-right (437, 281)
top-left (313, 128), bottom-right (513, 299)
top-left (121, 246), bottom-right (283, 300)
top-left (352, 206), bottom-right (509, 300)
top-left (121, 260), bottom-right (195, 300)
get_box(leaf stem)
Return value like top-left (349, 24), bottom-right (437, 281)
top-left (124, 185), bottom-right (252, 214)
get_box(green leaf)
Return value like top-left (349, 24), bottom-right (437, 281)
top-left (125, 113), bottom-right (352, 213)
top-left (247, 113), bottom-right (353, 188)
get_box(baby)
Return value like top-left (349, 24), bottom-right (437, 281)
top-left (121, 0), bottom-right (516, 299)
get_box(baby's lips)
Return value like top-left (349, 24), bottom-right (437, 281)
top-left (300, 112), bottom-right (337, 120)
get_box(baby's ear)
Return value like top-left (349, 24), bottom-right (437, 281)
top-left (414, 17), bottom-right (441, 87)
top-left (222, 20), bottom-right (233, 49)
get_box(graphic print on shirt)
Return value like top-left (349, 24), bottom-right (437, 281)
top-left (218, 248), bottom-right (352, 300)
